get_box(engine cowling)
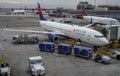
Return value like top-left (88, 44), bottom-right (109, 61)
top-left (48, 34), bottom-right (59, 42)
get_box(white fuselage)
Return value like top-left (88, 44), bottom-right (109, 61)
top-left (48, 18), bottom-right (72, 24)
top-left (83, 16), bottom-right (120, 25)
top-left (40, 20), bottom-right (108, 46)
top-left (13, 10), bottom-right (26, 13)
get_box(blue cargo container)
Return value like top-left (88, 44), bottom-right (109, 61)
top-left (39, 42), bottom-right (54, 52)
top-left (39, 42), bottom-right (45, 51)
top-left (58, 44), bottom-right (72, 54)
top-left (73, 46), bottom-right (92, 58)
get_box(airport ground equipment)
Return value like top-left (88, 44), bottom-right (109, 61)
top-left (107, 40), bottom-right (120, 48)
top-left (0, 55), bottom-right (10, 76)
top-left (28, 56), bottom-right (46, 76)
top-left (96, 49), bottom-right (111, 55)
top-left (57, 44), bottom-right (72, 54)
top-left (64, 38), bottom-right (77, 46)
top-left (12, 34), bottom-right (39, 44)
top-left (111, 51), bottom-right (120, 60)
top-left (94, 54), bottom-right (111, 64)
top-left (39, 42), bottom-right (55, 52)
top-left (73, 46), bottom-right (92, 58)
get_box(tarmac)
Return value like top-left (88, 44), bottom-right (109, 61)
top-left (0, 15), bottom-right (120, 76)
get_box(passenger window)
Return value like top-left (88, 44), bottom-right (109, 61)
top-left (94, 35), bottom-right (104, 38)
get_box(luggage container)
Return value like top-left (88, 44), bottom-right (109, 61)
top-left (58, 44), bottom-right (72, 54)
top-left (73, 46), bottom-right (92, 58)
top-left (39, 42), bottom-right (55, 52)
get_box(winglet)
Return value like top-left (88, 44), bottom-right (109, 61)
top-left (38, 3), bottom-right (47, 21)
top-left (90, 15), bottom-right (93, 24)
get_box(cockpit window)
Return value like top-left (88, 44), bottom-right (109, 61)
top-left (94, 35), bottom-right (104, 38)
top-left (110, 20), bottom-right (120, 25)
top-left (114, 21), bottom-right (120, 25)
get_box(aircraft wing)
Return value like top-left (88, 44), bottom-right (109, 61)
top-left (84, 24), bottom-right (93, 28)
top-left (5, 29), bottom-right (64, 35)
top-left (0, 44), bottom-right (4, 50)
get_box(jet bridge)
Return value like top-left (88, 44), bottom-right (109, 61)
top-left (89, 23), bottom-right (120, 41)
top-left (109, 26), bottom-right (118, 41)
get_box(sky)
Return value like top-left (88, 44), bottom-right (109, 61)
top-left (0, 0), bottom-right (120, 9)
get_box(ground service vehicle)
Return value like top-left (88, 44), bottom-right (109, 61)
top-left (94, 54), bottom-right (111, 64)
top-left (28, 56), bottom-right (46, 76)
top-left (12, 34), bottom-right (39, 44)
top-left (57, 44), bottom-right (72, 54)
top-left (39, 42), bottom-right (55, 52)
top-left (111, 51), bottom-right (120, 60)
top-left (73, 46), bottom-right (92, 58)
top-left (0, 56), bottom-right (10, 76)
top-left (0, 63), bottom-right (10, 76)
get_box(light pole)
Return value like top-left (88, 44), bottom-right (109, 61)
top-left (94, 0), bottom-right (96, 7)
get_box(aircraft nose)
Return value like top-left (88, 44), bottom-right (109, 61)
top-left (100, 38), bottom-right (109, 45)
top-left (103, 39), bottom-right (109, 45)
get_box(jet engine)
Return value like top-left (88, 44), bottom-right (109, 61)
top-left (48, 34), bottom-right (59, 42)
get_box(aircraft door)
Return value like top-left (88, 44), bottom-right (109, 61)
top-left (87, 35), bottom-right (90, 41)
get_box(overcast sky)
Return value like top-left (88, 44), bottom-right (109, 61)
top-left (0, 0), bottom-right (120, 9)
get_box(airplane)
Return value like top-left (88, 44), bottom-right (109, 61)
top-left (13, 6), bottom-right (27, 15)
top-left (82, 7), bottom-right (120, 25)
top-left (48, 18), bottom-right (72, 24)
top-left (5, 3), bottom-right (109, 46)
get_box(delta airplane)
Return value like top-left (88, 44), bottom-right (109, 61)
top-left (82, 8), bottom-right (120, 25)
top-left (5, 3), bottom-right (109, 46)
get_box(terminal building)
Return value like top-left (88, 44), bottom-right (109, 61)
top-left (108, 25), bottom-right (120, 41)
top-left (77, 1), bottom-right (89, 10)
top-left (77, 1), bottom-right (93, 10)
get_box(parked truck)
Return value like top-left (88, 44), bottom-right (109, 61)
top-left (57, 44), bottom-right (72, 54)
top-left (73, 46), bottom-right (92, 58)
top-left (28, 56), bottom-right (46, 76)
top-left (39, 42), bottom-right (55, 52)
top-left (12, 34), bottom-right (39, 44)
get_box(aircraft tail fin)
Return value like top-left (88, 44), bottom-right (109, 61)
top-left (82, 7), bottom-right (87, 16)
top-left (24, 6), bottom-right (27, 10)
top-left (38, 3), bottom-right (47, 21)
